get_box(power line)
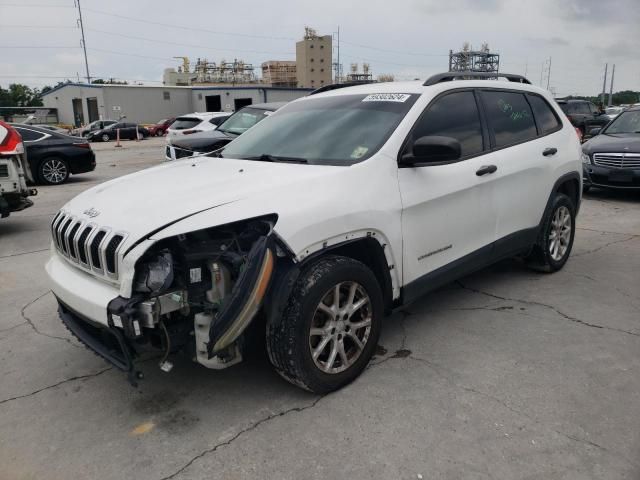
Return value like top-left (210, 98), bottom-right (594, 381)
top-left (83, 7), bottom-right (296, 42)
top-left (0, 2), bottom-right (73, 6)
top-left (86, 28), bottom-right (294, 57)
top-left (0, 24), bottom-right (77, 28)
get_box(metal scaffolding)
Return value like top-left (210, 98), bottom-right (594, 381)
top-left (449, 42), bottom-right (500, 73)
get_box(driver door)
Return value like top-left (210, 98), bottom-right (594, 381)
top-left (398, 90), bottom-right (499, 301)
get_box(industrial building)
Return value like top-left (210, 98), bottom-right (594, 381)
top-left (41, 83), bottom-right (312, 126)
top-left (295, 27), bottom-right (332, 88)
top-left (449, 42), bottom-right (500, 73)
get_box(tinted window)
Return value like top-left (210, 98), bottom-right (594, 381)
top-left (16, 127), bottom-right (46, 141)
top-left (482, 91), bottom-right (537, 147)
top-left (575, 102), bottom-right (591, 114)
top-left (528, 94), bottom-right (561, 135)
top-left (410, 91), bottom-right (483, 157)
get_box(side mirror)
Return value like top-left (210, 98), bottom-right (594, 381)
top-left (401, 136), bottom-right (462, 166)
top-left (587, 127), bottom-right (601, 137)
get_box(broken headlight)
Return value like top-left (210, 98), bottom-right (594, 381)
top-left (134, 251), bottom-right (174, 294)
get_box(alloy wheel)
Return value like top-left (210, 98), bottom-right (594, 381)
top-left (549, 205), bottom-right (572, 261)
top-left (309, 281), bottom-right (372, 374)
top-left (41, 158), bottom-right (68, 184)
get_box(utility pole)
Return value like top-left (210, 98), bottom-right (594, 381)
top-left (540, 62), bottom-right (544, 87)
top-left (333, 26), bottom-right (341, 84)
top-left (546, 57), bottom-right (552, 90)
top-left (76, 0), bottom-right (91, 84)
top-left (600, 63), bottom-right (608, 107)
top-left (608, 64), bottom-right (616, 106)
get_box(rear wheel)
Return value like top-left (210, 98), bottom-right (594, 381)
top-left (266, 256), bottom-right (383, 393)
top-left (156, 129), bottom-right (164, 137)
top-left (101, 133), bottom-right (110, 142)
top-left (39, 157), bottom-right (69, 185)
top-left (527, 193), bottom-right (576, 272)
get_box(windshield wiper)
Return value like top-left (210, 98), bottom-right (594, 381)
top-left (243, 154), bottom-right (308, 164)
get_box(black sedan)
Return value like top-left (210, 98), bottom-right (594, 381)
top-left (582, 106), bottom-right (640, 191)
top-left (11, 124), bottom-right (96, 185)
top-left (165, 102), bottom-right (286, 161)
top-left (87, 122), bottom-right (149, 142)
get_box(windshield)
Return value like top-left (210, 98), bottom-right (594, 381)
top-left (221, 93), bottom-right (418, 165)
top-left (604, 110), bottom-right (640, 134)
top-left (217, 107), bottom-right (272, 135)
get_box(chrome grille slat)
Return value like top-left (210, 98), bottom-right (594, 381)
top-left (50, 210), bottom-right (128, 283)
top-left (593, 152), bottom-right (640, 170)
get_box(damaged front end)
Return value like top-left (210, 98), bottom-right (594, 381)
top-left (68, 215), bottom-right (288, 383)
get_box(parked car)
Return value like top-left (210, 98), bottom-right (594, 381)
top-left (165, 103), bottom-right (284, 161)
top-left (71, 120), bottom-right (117, 137)
top-left (0, 121), bottom-right (35, 218)
top-left (147, 118), bottom-right (175, 137)
top-left (555, 99), bottom-right (609, 135)
top-left (46, 72), bottom-right (582, 393)
top-left (604, 106), bottom-right (624, 122)
top-left (25, 124), bottom-right (70, 134)
top-left (87, 122), bottom-right (149, 142)
top-left (582, 106), bottom-right (640, 191)
top-left (166, 112), bottom-right (231, 144)
top-left (12, 124), bottom-right (96, 185)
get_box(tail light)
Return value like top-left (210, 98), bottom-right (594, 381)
top-left (182, 129), bottom-right (203, 135)
top-left (72, 142), bottom-right (91, 149)
top-left (0, 121), bottom-right (24, 155)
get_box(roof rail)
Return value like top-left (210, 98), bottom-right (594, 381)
top-left (423, 72), bottom-right (531, 86)
top-left (308, 81), bottom-right (376, 96)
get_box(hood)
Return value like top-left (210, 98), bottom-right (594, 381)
top-left (583, 133), bottom-right (640, 155)
top-left (62, 156), bottom-right (343, 248)
top-left (172, 130), bottom-right (235, 151)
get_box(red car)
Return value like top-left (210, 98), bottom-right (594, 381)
top-left (147, 118), bottom-right (175, 137)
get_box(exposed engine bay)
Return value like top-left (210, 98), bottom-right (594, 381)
top-left (104, 216), bottom-right (282, 380)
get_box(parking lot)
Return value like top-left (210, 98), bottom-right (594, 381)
top-left (1, 138), bottom-right (639, 479)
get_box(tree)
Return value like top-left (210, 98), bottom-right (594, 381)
top-left (0, 83), bottom-right (43, 107)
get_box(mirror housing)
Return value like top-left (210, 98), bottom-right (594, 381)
top-left (587, 127), bottom-right (602, 137)
top-left (401, 136), bottom-right (462, 166)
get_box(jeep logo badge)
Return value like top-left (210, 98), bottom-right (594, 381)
top-left (83, 207), bottom-right (100, 218)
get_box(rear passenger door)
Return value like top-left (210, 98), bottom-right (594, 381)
top-left (478, 90), bottom-right (561, 249)
top-left (398, 90), bottom-right (498, 297)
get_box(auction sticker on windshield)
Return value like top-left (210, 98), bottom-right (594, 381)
top-left (362, 93), bottom-right (411, 103)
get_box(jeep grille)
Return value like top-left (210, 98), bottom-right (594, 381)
top-left (51, 210), bottom-right (128, 281)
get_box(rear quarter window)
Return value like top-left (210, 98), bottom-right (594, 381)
top-left (527, 94), bottom-right (562, 135)
top-left (171, 117), bottom-right (202, 130)
top-left (481, 91), bottom-right (537, 148)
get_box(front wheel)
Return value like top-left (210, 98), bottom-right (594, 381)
top-left (266, 256), bottom-right (383, 393)
top-left (527, 193), bottom-right (576, 272)
top-left (101, 133), bottom-right (110, 142)
top-left (156, 130), bottom-right (164, 137)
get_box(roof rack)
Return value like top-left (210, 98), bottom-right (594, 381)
top-left (423, 72), bottom-right (531, 86)
top-left (308, 81), bottom-right (376, 96)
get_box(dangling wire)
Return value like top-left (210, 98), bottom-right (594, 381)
top-left (158, 319), bottom-right (171, 366)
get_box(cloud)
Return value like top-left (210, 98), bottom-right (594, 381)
top-left (558, 0), bottom-right (640, 24)
top-left (525, 36), bottom-right (570, 47)
top-left (590, 40), bottom-right (638, 59)
top-left (415, 0), bottom-right (502, 14)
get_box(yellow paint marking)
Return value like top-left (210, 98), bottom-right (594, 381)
top-left (130, 421), bottom-right (155, 436)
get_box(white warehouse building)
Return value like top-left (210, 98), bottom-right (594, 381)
top-left (41, 83), bottom-right (313, 126)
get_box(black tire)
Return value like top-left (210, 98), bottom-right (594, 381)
top-left (526, 193), bottom-right (576, 272)
top-left (38, 157), bottom-right (70, 185)
top-left (583, 185), bottom-right (591, 194)
top-left (266, 255), bottom-right (383, 393)
top-left (101, 133), bottom-right (110, 142)
top-left (156, 130), bottom-right (164, 137)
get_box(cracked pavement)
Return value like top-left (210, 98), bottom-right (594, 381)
top-left (1, 138), bottom-right (639, 479)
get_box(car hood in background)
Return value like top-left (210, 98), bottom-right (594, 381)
top-left (583, 134), bottom-right (640, 155)
top-left (171, 130), bottom-right (236, 152)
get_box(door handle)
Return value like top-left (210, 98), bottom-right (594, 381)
top-left (542, 147), bottom-right (558, 156)
top-left (476, 165), bottom-right (497, 176)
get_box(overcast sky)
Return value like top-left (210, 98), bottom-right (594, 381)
top-left (1, 0), bottom-right (638, 96)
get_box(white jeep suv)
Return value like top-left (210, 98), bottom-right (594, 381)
top-left (46, 73), bottom-right (581, 393)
